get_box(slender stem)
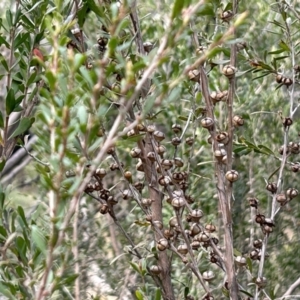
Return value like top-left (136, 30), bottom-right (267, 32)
top-left (73, 200), bottom-right (80, 300)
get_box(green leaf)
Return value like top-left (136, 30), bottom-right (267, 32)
top-left (0, 35), bottom-right (9, 48)
top-left (0, 158), bottom-right (6, 173)
top-left (17, 206), bottom-right (28, 228)
top-left (0, 225), bottom-right (7, 238)
top-left (0, 53), bottom-right (8, 71)
top-left (6, 88), bottom-right (16, 115)
top-left (0, 192), bottom-right (5, 209)
top-left (222, 286), bottom-right (230, 297)
top-left (13, 32), bottom-right (30, 50)
top-left (171, 0), bottom-right (184, 20)
top-left (198, 3), bottom-right (214, 16)
top-left (6, 10), bottom-right (13, 27)
top-left (77, 3), bottom-right (89, 28)
top-left (155, 289), bottom-right (162, 300)
top-left (135, 290), bottom-right (144, 300)
top-left (0, 110), bottom-right (3, 128)
top-left (240, 289), bottom-right (254, 297)
top-left (86, 0), bottom-right (105, 19)
top-left (31, 225), bottom-right (47, 253)
top-left (279, 40), bottom-right (290, 52)
top-left (130, 262), bottom-right (142, 275)
top-left (9, 117), bottom-right (35, 139)
top-left (21, 15), bottom-right (35, 30)
top-left (184, 287), bottom-right (189, 297)
top-left (246, 257), bottom-right (252, 273)
top-left (45, 70), bottom-right (57, 91)
top-left (0, 282), bottom-right (18, 300)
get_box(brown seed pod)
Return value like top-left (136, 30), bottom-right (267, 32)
top-left (174, 157), bottom-right (184, 167)
top-left (143, 41), bottom-right (153, 53)
top-left (263, 224), bottom-right (273, 234)
top-left (163, 228), bottom-right (175, 239)
top-left (171, 197), bottom-right (185, 209)
top-left (214, 148), bottom-right (227, 161)
top-left (222, 65), bottom-right (237, 78)
top-left (127, 129), bottom-right (135, 137)
top-left (253, 239), bottom-right (263, 249)
top-left (188, 69), bottom-right (200, 82)
top-left (256, 277), bottom-right (267, 288)
top-left (225, 170), bottom-right (239, 182)
top-left (169, 216), bottom-right (178, 227)
top-left (161, 159), bottom-right (173, 170)
top-left (185, 137), bottom-right (195, 146)
top-left (99, 204), bottom-right (109, 214)
top-left (205, 224), bottom-right (216, 233)
top-left (124, 171), bottom-right (132, 180)
top-left (196, 45), bottom-right (207, 55)
top-left (177, 244), bottom-right (188, 255)
top-left (189, 209), bottom-right (204, 222)
top-left (157, 238), bottom-right (169, 251)
top-left (276, 193), bottom-right (287, 205)
top-left (172, 123), bottom-right (182, 134)
top-left (255, 214), bottom-right (265, 224)
top-left (248, 197), bottom-right (259, 209)
top-left (191, 241), bottom-right (200, 250)
top-left (107, 196), bottom-right (118, 205)
top-left (185, 195), bottom-right (195, 204)
top-left (201, 117), bottom-right (214, 129)
top-left (136, 123), bottom-right (146, 132)
top-left (233, 115), bottom-right (244, 127)
top-left (250, 249), bottom-right (259, 260)
top-left (282, 77), bottom-right (293, 86)
top-left (172, 172), bottom-right (184, 182)
top-left (106, 147), bottom-right (115, 155)
top-left (171, 137), bottom-right (182, 146)
top-left (190, 223), bottom-right (202, 236)
top-left (194, 232), bottom-right (208, 243)
top-left (279, 141), bottom-right (287, 153)
top-left (266, 182), bottom-right (277, 193)
top-left (153, 130), bottom-right (165, 142)
top-left (159, 176), bottom-right (171, 186)
top-left (147, 152), bottom-right (156, 162)
top-left (276, 74), bottom-right (283, 83)
top-left (130, 147), bottom-right (142, 158)
top-left (291, 163), bottom-right (300, 172)
top-left (216, 132), bottom-right (229, 144)
top-left (141, 198), bottom-right (153, 208)
top-left (122, 189), bottom-right (132, 200)
top-left (152, 220), bottom-right (163, 230)
top-left (149, 265), bottom-right (162, 275)
top-left (286, 188), bottom-right (298, 200)
top-left (110, 163), bottom-right (119, 171)
top-left (283, 117), bottom-right (293, 127)
top-left (156, 145), bottom-right (166, 156)
top-left (202, 270), bottom-right (215, 282)
top-left (264, 218), bottom-right (275, 227)
top-left (136, 160), bottom-right (144, 172)
top-left (221, 10), bottom-right (234, 22)
top-left (147, 124), bottom-right (156, 133)
top-left (95, 168), bottom-right (107, 179)
top-left (289, 142), bottom-right (300, 154)
top-left (235, 256), bottom-right (247, 267)
top-left (133, 181), bottom-right (144, 193)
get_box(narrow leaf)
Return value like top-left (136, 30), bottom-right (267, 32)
top-left (9, 117), bottom-right (35, 139)
top-left (31, 225), bottom-right (47, 253)
top-left (6, 88), bottom-right (16, 115)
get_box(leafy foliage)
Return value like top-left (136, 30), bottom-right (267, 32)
top-left (0, 0), bottom-right (300, 299)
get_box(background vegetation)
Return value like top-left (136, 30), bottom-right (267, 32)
top-left (0, 0), bottom-right (299, 299)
